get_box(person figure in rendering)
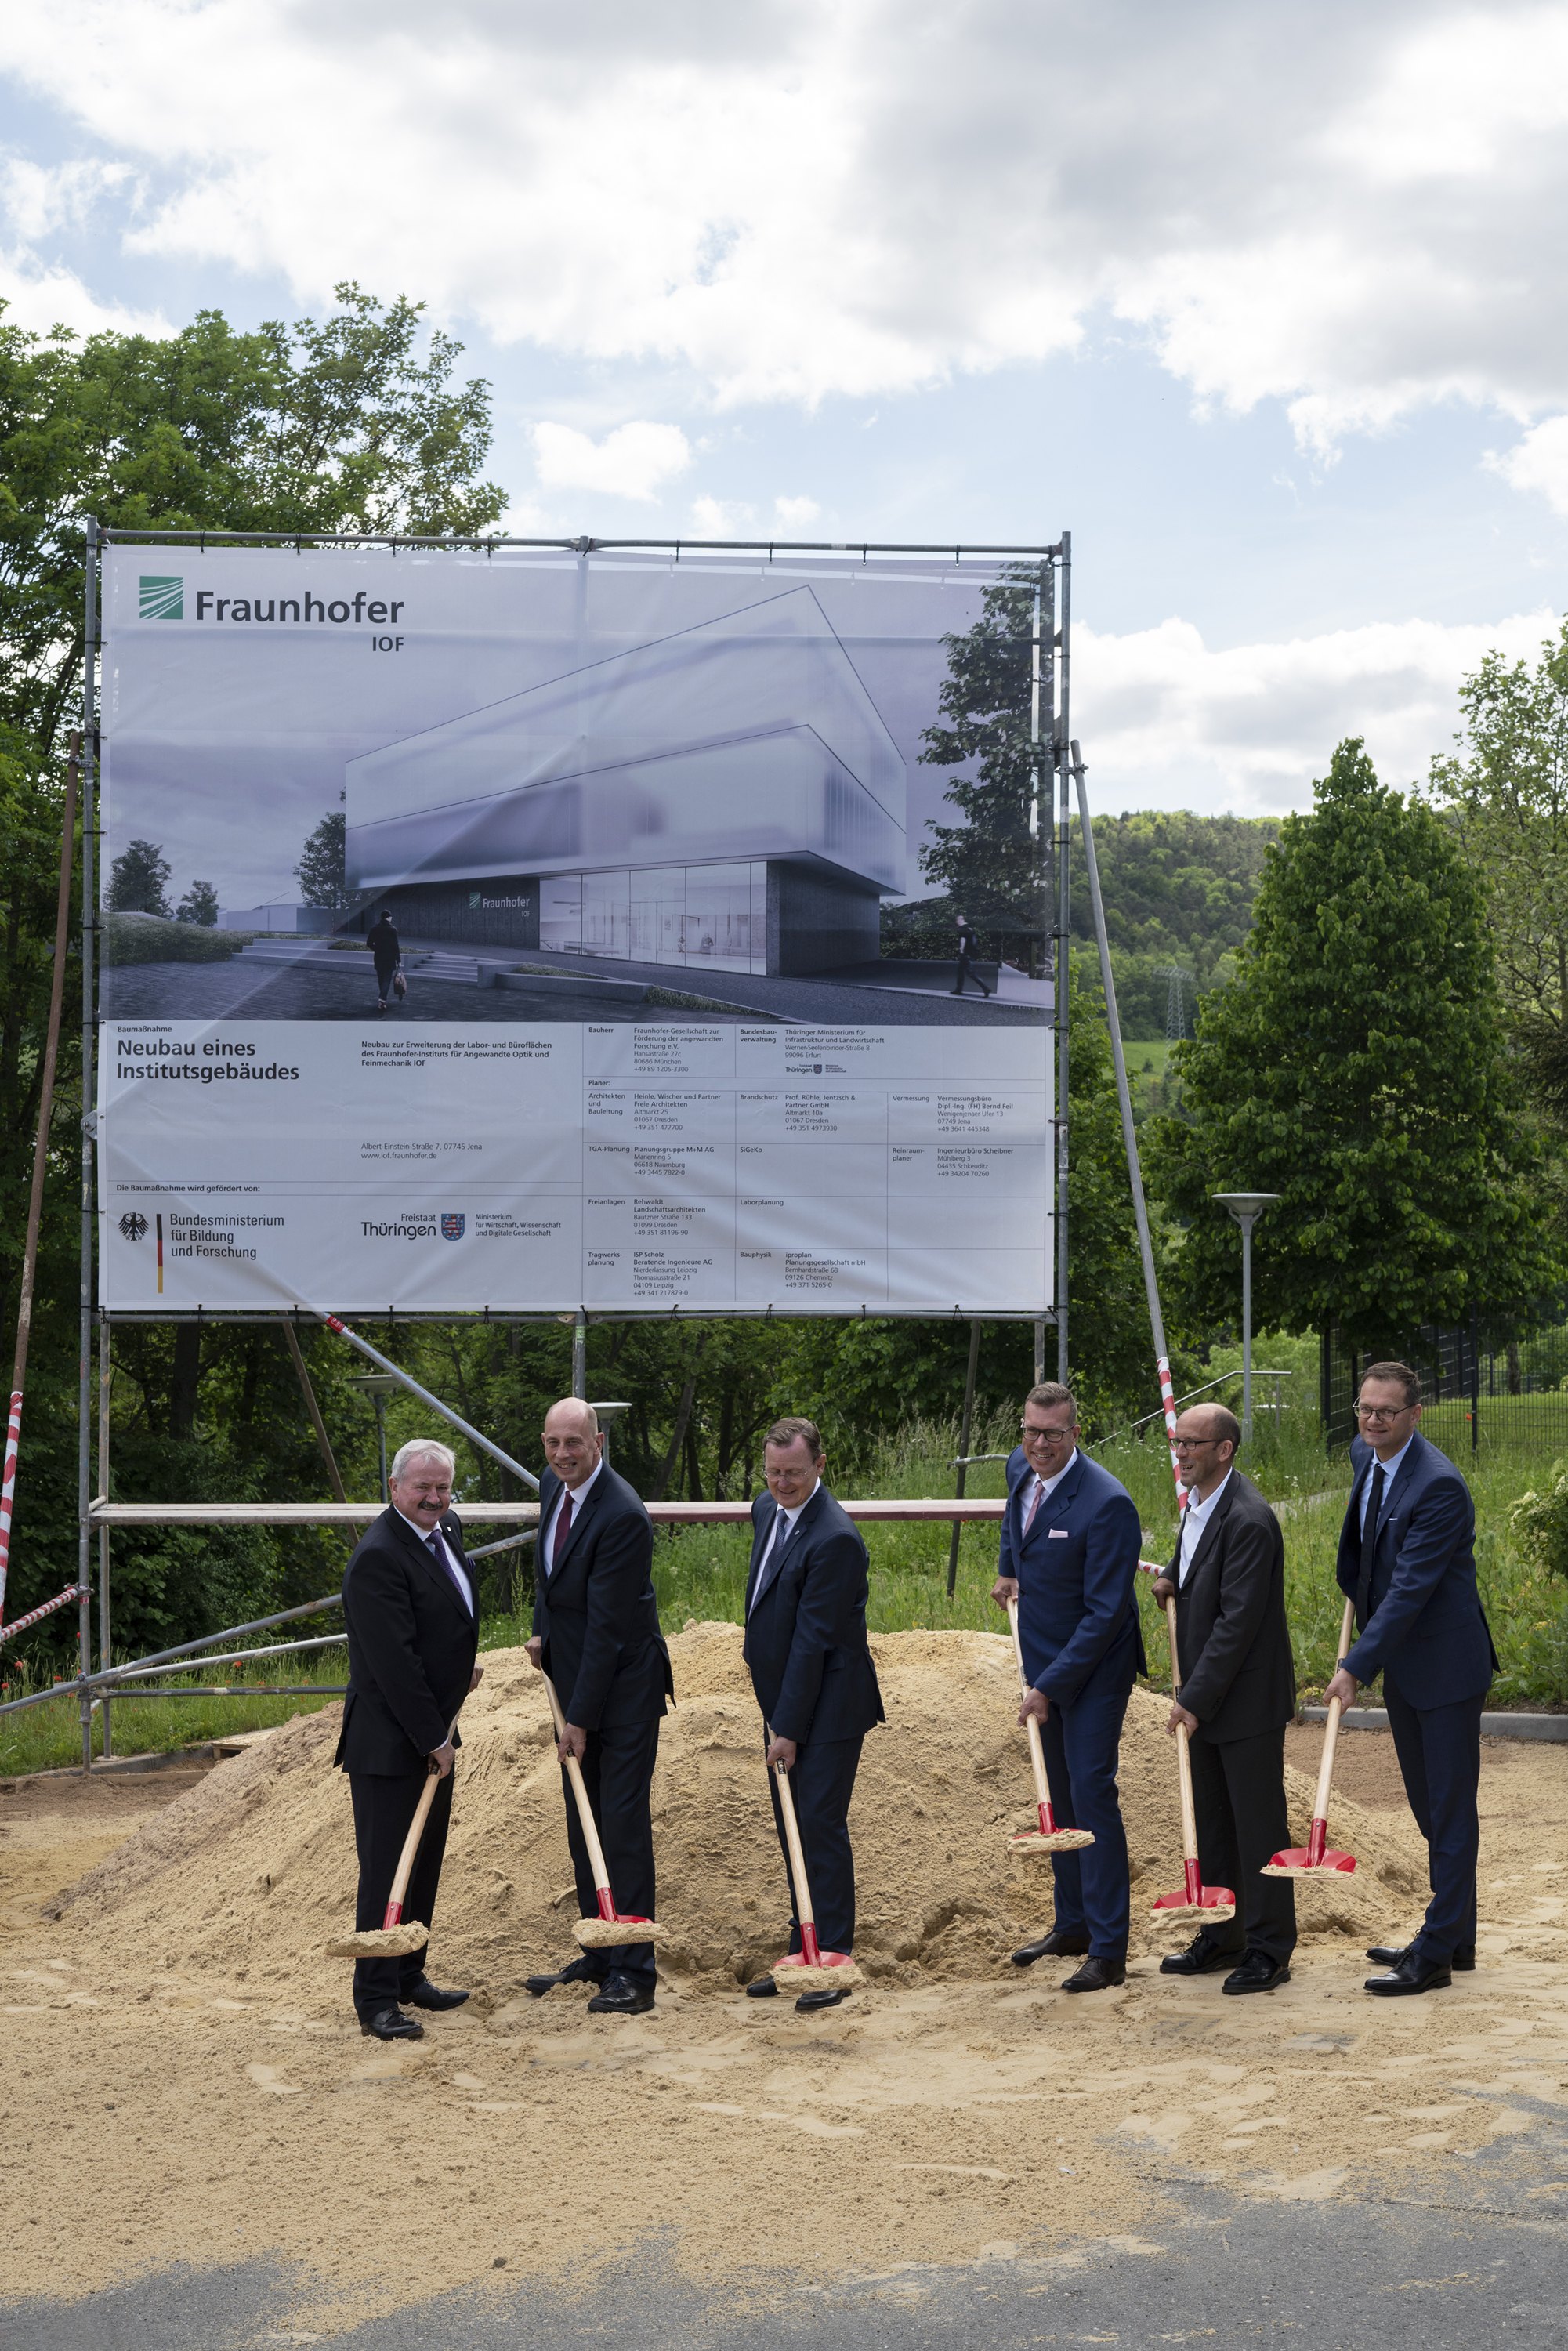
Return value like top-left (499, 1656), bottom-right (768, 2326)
top-left (525, 1399), bottom-right (672, 2016)
top-left (367, 907), bottom-right (401, 1012)
top-left (951, 914), bottom-right (993, 998)
top-left (335, 1440), bottom-right (483, 2041)
top-left (995, 1382), bottom-right (1145, 1991)
top-left (1151, 1404), bottom-right (1297, 1993)
top-left (1325, 1362), bottom-right (1497, 1997)
top-left (743, 1417), bottom-right (885, 2012)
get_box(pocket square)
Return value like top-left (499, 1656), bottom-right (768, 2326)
top-left (1048, 1527), bottom-right (1070, 1538)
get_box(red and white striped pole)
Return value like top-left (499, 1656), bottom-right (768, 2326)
top-left (0, 1391), bottom-right (23, 1626)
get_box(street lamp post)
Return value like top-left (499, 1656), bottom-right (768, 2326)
top-left (1211, 1194), bottom-right (1280, 1443)
top-left (346, 1372), bottom-right (400, 1501)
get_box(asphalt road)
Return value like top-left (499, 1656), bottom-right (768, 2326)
top-left (12, 2129), bottom-right (1566, 2351)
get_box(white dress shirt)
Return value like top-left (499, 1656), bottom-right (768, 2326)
top-left (396, 1507), bottom-right (473, 1614)
top-left (748, 1479), bottom-right (820, 1612)
top-left (541, 1455), bottom-right (603, 1577)
top-left (1177, 1469), bottom-right (1233, 1585)
top-left (1019, 1449), bottom-right (1078, 1533)
top-left (1358, 1434), bottom-right (1414, 1533)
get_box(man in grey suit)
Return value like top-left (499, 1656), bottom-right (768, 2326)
top-left (1152, 1403), bottom-right (1297, 1994)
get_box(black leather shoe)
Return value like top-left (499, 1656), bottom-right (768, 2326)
top-left (587, 1972), bottom-right (654, 2015)
top-left (796, 1985), bottom-right (852, 2012)
top-left (1061, 1956), bottom-right (1125, 1992)
top-left (359, 2006), bottom-right (423, 2041)
top-left (1367, 1941), bottom-right (1475, 1972)
top-left (1012, 1929), bottom-right (1091, 1966)
top-left (1160, 1933), bottom-right (1243, 1977)
top-left (1365, 1951), bottom-right (1452, 1997)
top-left (745, 1975), bottom-right (780, 1998)
top-left (1222, 1951), bottom-right (1291, 1995)
top-left (525, 1958), bottom-right (595, 1998)
top-left (404, 1979), bottom-right (469, 2012)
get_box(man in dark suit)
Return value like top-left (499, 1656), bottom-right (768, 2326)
top-left (525, 1398), bottom-right (672, 2016)
top-left (335, 1439), bottom-right (484, 2041)
top-left (1324, 1361), bottom-right (1497, 1996)
top-left (995, 1381), bottom-right (1146, 1991)
top-left (742, 1415), bottom-right (885, 2013)
top-left (1151, 1404), bottom-right (1297, 1993)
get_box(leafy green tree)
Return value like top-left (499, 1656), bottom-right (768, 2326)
top-left (107, 837), bottom-right (171, 915)
top-left (1431, 619), bottom-right (1568, 1114)
top-left (1146, 740), bottom-right (1564, 1352)
top-left (176, 878), bottom-right (219, 926)
top-left (918, 567), bottom-right (1051, 966)
top-left (294, 810), bottom-right (350, 911)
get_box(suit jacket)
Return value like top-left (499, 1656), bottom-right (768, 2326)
top-left (334, 1505), bottom-right (479, 1775)
top-left (1165, 1469), bottom-right (1295, 1743)
top-left (531, 1462), bottom-right (672, 1731)
top-left (1337, 1429), bottom-right (1496, 1709)
top-left (998, 1445), bottom-right (1148, 1706)
top-left (744, 1483), bottom-right (885, 1747)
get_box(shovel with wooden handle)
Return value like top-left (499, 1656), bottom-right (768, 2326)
top-left (1262, 1596), bottom-right (1359, 1879)
top-left (1150, 1596), bottom-right (1236, 1925)
top-left (541, 1670), bottom-right (668, 1949)
top-left (324, 1709), bottom-right (461, 1959)
top-left (766, 1729), bottom-right (860, 1991)
top-left (1005, 1596), bottom-right (1094, 1853)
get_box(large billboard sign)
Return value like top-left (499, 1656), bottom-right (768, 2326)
top-left (97, 545), bottom-right (1052, 1317)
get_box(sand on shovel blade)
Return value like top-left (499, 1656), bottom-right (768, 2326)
top-left (324, 1920), bottom-right (429, 1958)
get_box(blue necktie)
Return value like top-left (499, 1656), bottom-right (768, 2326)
top-left (426, 1528), bottom-right (471, 1614)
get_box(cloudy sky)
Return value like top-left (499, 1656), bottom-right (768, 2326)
top-left (4, 0), bottom-right (1566, 834)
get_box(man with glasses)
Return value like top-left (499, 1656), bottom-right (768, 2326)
top-left (994, 1381), bottom-right (1145, 1991)
top-left (1326, 1362), bottom-right (1497, 1996)
top-left (1150, 1404), bottom-right (1296, 1992)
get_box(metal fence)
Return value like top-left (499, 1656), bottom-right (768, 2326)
top-left (1321, 1318), bottom-right (1568, 1458)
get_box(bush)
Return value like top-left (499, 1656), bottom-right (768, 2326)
top-left (1509, 1459), bottom-right (1568, 1582)
top-left (102, 911), bottom-right (252, 965)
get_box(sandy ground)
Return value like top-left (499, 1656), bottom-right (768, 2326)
top-left (3, 1628), bottom-right (1565, 2338)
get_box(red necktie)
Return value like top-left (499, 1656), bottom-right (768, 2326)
top-left (552, 1491), bottom-right (574, 1576)
top-left (1022, 1476), bottom-right (1044, 1538)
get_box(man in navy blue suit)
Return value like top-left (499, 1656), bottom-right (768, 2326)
top-left (994, 1381), bottom-right (1146, 1991)
top-left (1324, 1361), bottom-right (1496, 1997)
top-left (741, 1416), bottom-right (885, 2012)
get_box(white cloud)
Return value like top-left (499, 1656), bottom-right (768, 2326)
top-left (688, 495), bottom-right (755, 535)
top-left (774, 495), bottom-right (820, 527)
top-left (531, 420), bottom-right (690, 502)
top-left (2, 2), bottom-right (1566, 434)
top-left (1486, 417), bottom-right (1568, 519)
top-left (1075, 607), bottom-right (1562, 817)
top-left (0, 245), bottom-right (166, 338)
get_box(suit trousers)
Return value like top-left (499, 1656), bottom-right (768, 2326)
top-left (349, 1763), bottom-right (454, 2016)
top-left (563, 1717), bottom-right (661, 1987)
top-left (766, 1733), bottom-right (864, 1957)
top-left (1185, 1725), bottom-right (1297, 1965)
top-left (1037, 1656), bottom-right (1137, 1960)
top-left (1383, 1680), bottom-right (1483, 1963)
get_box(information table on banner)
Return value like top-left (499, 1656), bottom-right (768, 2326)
top-left (100, 1020), bottom-right (1049, 1315)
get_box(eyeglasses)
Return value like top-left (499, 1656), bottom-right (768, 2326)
top-left (1171, 1437), bottom-right (1217, 1454)
top-left (1356, 1404), bottom-right (1412, 1423)
top-left (1021, 1424), bottom-right (1075, 1447)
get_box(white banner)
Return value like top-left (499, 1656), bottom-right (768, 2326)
top-left (98, 545), bottom-right (1052, 1316)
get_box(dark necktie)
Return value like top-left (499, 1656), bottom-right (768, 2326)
top-left (1356, 1464), bottom-right (1385, 1626)
top-left (552, 1491), bottom-right (574, 1578)
top-left (425, 1527), bottom-right (471, 1614)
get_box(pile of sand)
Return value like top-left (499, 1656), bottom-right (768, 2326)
top-left (54, 1625), bottom-right (1429, 1985)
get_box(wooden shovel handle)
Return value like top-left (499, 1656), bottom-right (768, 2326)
top-left (541, 1671), bottom-right (613, 1896)
top-left (767, 1727), bottom-right (816, 1932)
top-left (1313, 1596), bottom-right (1356, 1822)
top-left (1006, 1598), bottom-right (1053, 1813)
top-left (1164, 1597), bottom-right (1200, 1869)
top-left (387, 1709), bottom-right (462, 1915)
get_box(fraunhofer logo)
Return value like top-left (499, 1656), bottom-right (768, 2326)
top-left (139, 576), bottom-right (183, 620)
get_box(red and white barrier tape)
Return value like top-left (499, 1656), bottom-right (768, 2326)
top-left (0, 1389), bottom-right (21, 1627)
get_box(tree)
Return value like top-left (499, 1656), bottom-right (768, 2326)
top-left (1431, 620), bottom-right (1568, 1115)
top-left (294, 810), bottom-right (350, 910)
top-left (107, 837), bottom-right (172, 915)
top-left (918, 567), bottom-right (1051, 965)
top-left (1146, 740), bottom-right (1564, 1352)
top-left (176, 878), bottom-right (219, 926)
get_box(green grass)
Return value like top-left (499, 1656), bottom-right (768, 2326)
top-left (0, 1654), bottom-right (345, 1778)
top-left (9, 1412), bottom-right (1563, 1778)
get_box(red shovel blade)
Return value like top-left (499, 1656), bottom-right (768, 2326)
top-left (1151, 1884), bottom-right (1236, 1913)
top-left (1262, 1847), bottom-right (1356, 1875)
